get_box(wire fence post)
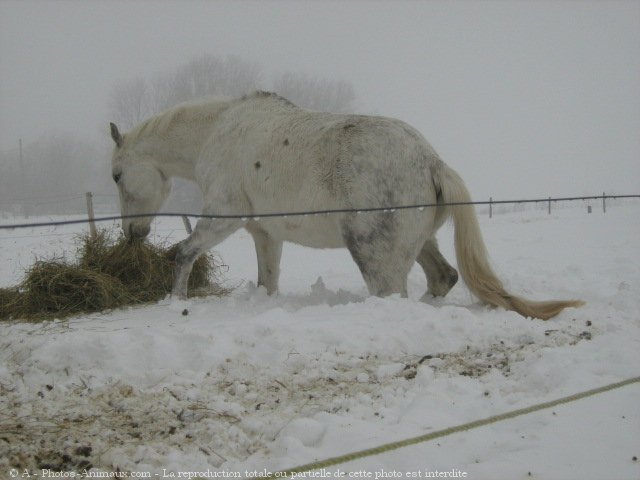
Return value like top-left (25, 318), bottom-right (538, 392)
top-left (548, 196), bottom-right (551, 215)
top-left (489, 197), bottom-right (492, 218)
top-left (602, 192), bottom-right (606, 214)
top-left (19, 138), bottom-right (30, 219)
top-left (85, 192), bottom-right (97, 239)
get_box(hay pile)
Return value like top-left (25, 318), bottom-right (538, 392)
top-left (0, 230), bottom-right (230, 321)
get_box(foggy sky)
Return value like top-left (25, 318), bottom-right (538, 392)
top-left (1, 0), bottom-right (638, 200)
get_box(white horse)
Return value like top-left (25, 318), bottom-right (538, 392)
top-left (110, 91), bottom-right (583, 320)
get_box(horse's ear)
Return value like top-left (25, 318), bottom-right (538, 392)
top-left (110, 122), bottom-right (123, 148)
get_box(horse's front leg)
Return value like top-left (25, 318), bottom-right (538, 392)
top-left (248, 225), bottom-right (283, 295)
top-left (172, 218), bottom-right (242, 299)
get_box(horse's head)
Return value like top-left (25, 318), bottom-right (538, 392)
top-left (110, 122), bottom-right (171, 240)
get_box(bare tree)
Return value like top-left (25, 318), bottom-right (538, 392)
top-left (109, 56), bottom-right (356, 125)
top-left (108, 77), bottom-right (151, 130)
top-left (154, 54), bottom-right (262, 111)
top-left (109, 55), bottom-right (263, 125)
top-left (273, 72), bottom-right (356, 112)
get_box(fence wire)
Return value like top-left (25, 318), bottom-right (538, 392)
top-left (0, 194), bottom-right (638, 231)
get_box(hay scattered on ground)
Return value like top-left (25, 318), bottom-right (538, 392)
top-left (1, 230), bottom-right (231, 321)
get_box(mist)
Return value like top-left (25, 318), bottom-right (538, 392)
top-left (1, 0), bottom-right (638, 213)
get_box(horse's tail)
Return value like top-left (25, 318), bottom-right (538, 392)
top-left (434, 164), bottom-right (584, 320)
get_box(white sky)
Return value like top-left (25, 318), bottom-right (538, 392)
top-left (1, 0), bottom-right (638, 199)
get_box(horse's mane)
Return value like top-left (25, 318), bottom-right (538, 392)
top-left (124, 91), bottom-right (295, 144)
top-left (241, 90), bottom-right (296, 107)
top-left (124, 96), bottom-right (231, 142)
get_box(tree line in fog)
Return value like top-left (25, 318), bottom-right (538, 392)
top-left (0, 54), bottom-right (357, 216)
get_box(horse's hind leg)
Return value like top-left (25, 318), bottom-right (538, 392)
top-left (172, 218), bottom-right (242, 299)
top-left (342, 214), bottom-right (421, 298)
top-left (247, 226), bottom-right (283, 295)
top-left (350, 249), bottom-right (410, 297)
top-left (417, 238), bottom-right (458, 298)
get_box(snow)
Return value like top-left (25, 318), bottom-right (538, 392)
top-left (1, 204), bottom-right (639, 479)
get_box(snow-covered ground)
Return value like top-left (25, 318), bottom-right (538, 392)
top-left (1, 204), bottom-right (639, 479)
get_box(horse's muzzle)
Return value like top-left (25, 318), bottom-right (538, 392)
top-left (126, 223), bottom-right (151, 240)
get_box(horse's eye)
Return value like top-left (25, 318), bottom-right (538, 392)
top-left (113, 173), bottom-right (121, 184)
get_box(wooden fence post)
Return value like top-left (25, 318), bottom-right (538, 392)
top-left (602, 192), bottom-right (606, 214)
top-left (489, 197), bottom-right (492, 218)
top-left (548, 196), bottom-right (551, 215)
top-left (85, 192), bottom-right (97, 239)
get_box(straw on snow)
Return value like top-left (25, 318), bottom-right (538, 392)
top-left (0, 230), bottom-right (230, 321)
